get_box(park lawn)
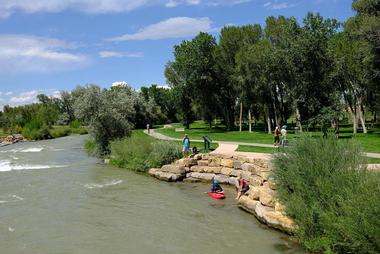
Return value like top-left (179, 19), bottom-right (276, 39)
top-left (156, 121), bottom-right (380, 153)
top-left (368, 157), bottom-right (380, 164)
top-left (237, 145), bottom-right (279, 153)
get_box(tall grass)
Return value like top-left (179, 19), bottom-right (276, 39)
top-left (109, 131), bottom-right (182, 172)
top-left (273, 137), bottom-right (380, 254)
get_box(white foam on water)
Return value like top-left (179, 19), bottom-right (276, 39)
top-left (19, 147), bottom-right (43, 153)
top-left (0, 200), bottom-right (8, 204)
top-left (12, 195), bottom-right (24, 201)
top-left (0, 194), bottom-right (25, 204)
top-left (84, 179), bottom-right (123, 189)
top-left (8, 227), bottom-right (15, 232)
top-left (0, 160), bottom-right (67, 172)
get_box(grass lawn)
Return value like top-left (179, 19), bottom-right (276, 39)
top-left (156, 121), bottom-right (380, 153)
top-left (367, 157), bottom-right (380, 164)
top-left (238, 145), bottom-right (279, 153)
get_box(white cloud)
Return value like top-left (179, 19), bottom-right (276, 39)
top-left (0, 34), bottom-right (88, 73)
top-left (111, 81), bottom-right (129, 87)
top-left (0, 0), bottom-right (150, 18)
top-left (98, 51), bottom-right (143, 58)
top-left (108, 17), bottom-right (213, 41)
top-left (0, 0), bottom-right (252, 18)
top-left (263, 1), bottom-right (295, 10)
top-left (9, 90), bottom-right (39, 104)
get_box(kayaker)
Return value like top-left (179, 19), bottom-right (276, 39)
top-left (236, 177), bottom-right (249, 200)
top-left (210, 178), bottom-right (223, 193)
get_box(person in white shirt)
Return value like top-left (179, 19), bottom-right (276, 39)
top-left (281, 126), bottom-right (287, 147)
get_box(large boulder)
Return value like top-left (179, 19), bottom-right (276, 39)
top-left (275, 202), bottom-right (286, 214)
top-left (248, 186), bottom-right (261, 200)
top-left (240, 171), bottom-right (252, 181)
top-left (190, 166), bottom-right (208, 173)
top-left (228, 177), bottom-right (239, 187)
top-left (259, 186), bottom-right (276, 207)
top-left (221, 167), bottom-right (233, 176)
top-left (238, 196), bottom-right (259, 213)
top-left (256, 171), bottom-right (271, 181)
top-left (221, 158), bottom-right (234, 168)
top-left (193, 154), bottom-right (202, 160)
top-left (187, 172), bottom-right (216, 181)
top-left (161, 165), bottom-right (186, 174)
top-left (197, 160), bottom-right (209, 166)
top-left (241, 163), bottom-right (256, 172)
top-left (208, 157), bottom-right (221, 167)
top-left (233, 160), bottom-right (242, 169)
top-left (248, 175), bottom-right (264, 187)
top-left (230, 169), bottom-right (242, 177)
top-left (264, 210), bottom-right (297, 234)
top-left (156, 172), bottom-right (184, 182)
top-left (176, 158), bottom-right (197, 167)
top-left (214, 174), bottom-right (230, 184)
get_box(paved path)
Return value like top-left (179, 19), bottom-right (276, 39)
top-left (145, 129), bottom-right (380, 159)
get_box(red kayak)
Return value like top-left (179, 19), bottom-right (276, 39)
top-left (208, 192), bottom-right (225, 199)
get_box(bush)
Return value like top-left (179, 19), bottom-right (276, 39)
top-left (49, 126), bottom-right (71, 138)
top-left (84, 138), bottom-right (101, 157)
top-left (22, 126), bottom-right (51, 140)
top-left (273, 137), bottom-right (380, 254)
top-left (149, 141), bottom-right (182, 168)
top-left (69, 120), bottom-right (81, 129)
top-left (109, 131), bottom-right (182, 172)
top-left (70, 127), bottom-right (88, 135)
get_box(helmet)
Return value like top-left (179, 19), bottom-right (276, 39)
top-left (213, 179), bottom-right (219, 184)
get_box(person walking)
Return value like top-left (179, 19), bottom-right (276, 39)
top-left (146, 123), bottom-right (150, 134)
top-left (281, 125), bottom-right (287, 147)
top-left (182, 134), bottom-right (190, 158)
top-left (274, 126), bottom-right (280, 147)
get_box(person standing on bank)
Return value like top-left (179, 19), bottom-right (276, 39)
top-left (146, 123), bottom-right (150, 134)
top-left (182, 134), bottom-right (190, 158)
top-left (274, 126), bottom-right (280, 147)
top-left (281, 125), bottom-right (287, 147)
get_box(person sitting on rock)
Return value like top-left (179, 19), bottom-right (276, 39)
top-left (236, 177), bottom-right (250, 200)
top-left (210, 178), bottom-right (223, 193)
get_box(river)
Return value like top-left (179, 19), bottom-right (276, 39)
top-left (0, 135), bottom-right (305, 254)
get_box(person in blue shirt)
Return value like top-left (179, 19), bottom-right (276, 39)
top-left (182, 134), bottom-right (190, 157)
top-left (210, 178), bottom-right (223, 193)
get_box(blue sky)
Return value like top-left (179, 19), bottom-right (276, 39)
top-left (0, 0), bottom-right (354, 108)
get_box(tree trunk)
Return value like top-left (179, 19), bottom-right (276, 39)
top-left (239, 101), bottom-right (243, 132)
top-left (358, 103), bottom-right (367, 134)
top-left (248, 109), bottom-right (252, 133)
top-left (265, 107), bottom-right (271, 134)
top-left (352, 108), bottom-right (357, 134)
top-left (295, 107), bottom-right (303, 133)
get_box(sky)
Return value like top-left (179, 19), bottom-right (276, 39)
top-left (0, 0), bottom-right (354, 108)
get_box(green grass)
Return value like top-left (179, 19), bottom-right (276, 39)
top-left (237, 145), bottom-right (279, 153)
top-left (156, 121), bottom-right (380, 153)
top-left (367, 157), bottom-right (380, 164)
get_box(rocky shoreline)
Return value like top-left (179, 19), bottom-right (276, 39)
top-left (148, 153), bottom-right (296, 234)
top-left (0, 134), bottom-right (25, 146)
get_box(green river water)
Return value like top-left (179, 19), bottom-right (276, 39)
top-left (0, 135), bottom-right (305, 254)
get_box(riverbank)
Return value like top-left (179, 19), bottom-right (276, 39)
top-left (148, 152), bottom-right (296, 234)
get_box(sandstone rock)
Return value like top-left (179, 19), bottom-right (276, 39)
top-left (238, 196), bottom-right (259, 212)
top-left (197, 160), bottom-right (209, 166)
top-left (248, 175), bottom-right (264, 187)
top-left (221, 167), bottom-right (233, 176)
top-left (221, 158), bottom-right (234, 168)
top-left (233, 160), bottom-right (242, 169)
top-left (187, 172), bottom-right (216, 181)
top-left (104, 158), bottom-right (110, 164)
top-left (228, 177), bottom-right (239, 187)
top-left (214, 175), bottom-right (230, 184)
top-left (148, 168), bottom-right (160, 176)
top-left (267, 178), bottom-right (277, 190)
top-left (256, 171), bottom-right (271, 181)
top-left (248, 158), bottom-right (269, 168)
top-left (240, 171), bottom-right (252, 181)
top-left (202, 154), bottom-right (210, 160)
top-left (264, 211), bottom-right (296, 234)
top-left (275, 202), bottom-right (286, 214)
top-left (194, 154), bottom-right (203, 160)
top-left (161, 164), bottom-right (186, 174)
top-left (156, 172), bottom-right (184, 182)
top-left (259, 186), bottom-right (276, 207)
top-left (190, 166), bottom-right (208, 173)
top-left (208, 157), bottom-right (221, 167)
top-left (241, 163), bottom-right (256, 172)
top-left (235, 156), bottom-right (249, 163)
top-left (248, 186), bottom-right (260, 200)
top-left (230, 169), bottom-right (242, 177)
top-left (183, 177), bottom-right (201, 183)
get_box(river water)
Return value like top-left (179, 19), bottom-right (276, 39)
top-left (0, 135), bottom-right (305, 254)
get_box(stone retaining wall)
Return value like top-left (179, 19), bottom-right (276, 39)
top-left (149, 153), bottom-right (296, 234)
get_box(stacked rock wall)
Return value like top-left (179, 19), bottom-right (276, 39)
top-left (149, 153), bottom-right (296, 234)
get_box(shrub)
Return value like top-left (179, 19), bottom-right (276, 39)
top-left (49, 126), bottom-right (71, 138)
top-left (109, 131), bottom-right (182, 172)
top-left (22, 126), bottom-right (51, 140)
top-left (110, 134), bottom-right (153, 172)
top-left (273, 137), bottom-right (380, 254)
top-left (70, 127), bottom-right (88, 135)
top-left (149, 141), bottom-right (182, 168)
top-left (84, 138), bottom-right (101, 157)
top-left (69, 119), bottom-right (81, 129)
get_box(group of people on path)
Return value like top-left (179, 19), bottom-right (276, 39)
top-left (274, 126), bottom-right (287, 147)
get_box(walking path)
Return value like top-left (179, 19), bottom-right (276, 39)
top-left (144, 129), bottom-right (380, 159)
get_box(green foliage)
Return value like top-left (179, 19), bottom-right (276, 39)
top-left (84, 138), bottom-right (101, 157)
top-left (69, 120), bottom-right (81, 129)
top-left (49, 126), bottom-right (71, 138)
top-left (149, 141), bottom-right (182, 168)
top-left (22, 125), bottom-right (51, 140)
top-left (110, 131), bottom-right (182, 172)
top-left (273, 137), bottom-right (380, 254)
